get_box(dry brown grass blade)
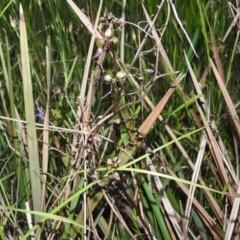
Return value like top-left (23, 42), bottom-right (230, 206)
top-left (216, 133), bottom-right (238, 183)
top-left (204, 13), bottom-right (226, 84)
top-left (184, 136), bottom-right (207, 229)
top-left (81, 0), bottom-right (103, 118)
top-left (233, 133), bottom-right (239, 180)
top-left (210, 59), bottom-right (240, 140)
top-left (210, 34), bottom-right (225, 84)
top-left (138, 76), bottom-right (182, 134)
top-left (225, 186), bottom-right (240, 239)
top-left (82, 3), bottom-right (103, 236)
top-left (66, 0), bottom-right (102, 40)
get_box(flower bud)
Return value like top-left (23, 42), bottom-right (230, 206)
top-left (92, 136), bottom-right (101, 149)
top-left (92, 48), bottom-right (104, 59)
top-left (145, 69), bottom-right (154, 74)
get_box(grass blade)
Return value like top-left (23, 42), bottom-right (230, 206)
top-left (19, 4), bottom-right (42, 223)
top-left (210, 59), bottom-right (240, 140)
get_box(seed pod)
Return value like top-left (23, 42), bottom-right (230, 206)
top-left (104, 74), bottom-right (112, 83)
top-left (110, 37), bottom-right (119, 44)
top-left (116, 71), bottom-right (126, 79)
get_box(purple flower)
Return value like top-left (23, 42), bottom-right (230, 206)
top-left (92, 136), bottom-right (101, 149)
top-left (92, 48), bottom-right (104, 59)
top-left (35, 107), bottom-right (45, 120)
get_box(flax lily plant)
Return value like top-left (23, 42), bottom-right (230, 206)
top-left (0, 0), bottom-right (240, 239)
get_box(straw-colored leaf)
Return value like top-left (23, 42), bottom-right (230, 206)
top-left (210, 59), bottom-right (240, 140)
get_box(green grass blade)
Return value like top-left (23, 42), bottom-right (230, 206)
top-left (19, 4), bottom-right (42, 223)
top-left (139, 175), bottom-right (171, 239)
